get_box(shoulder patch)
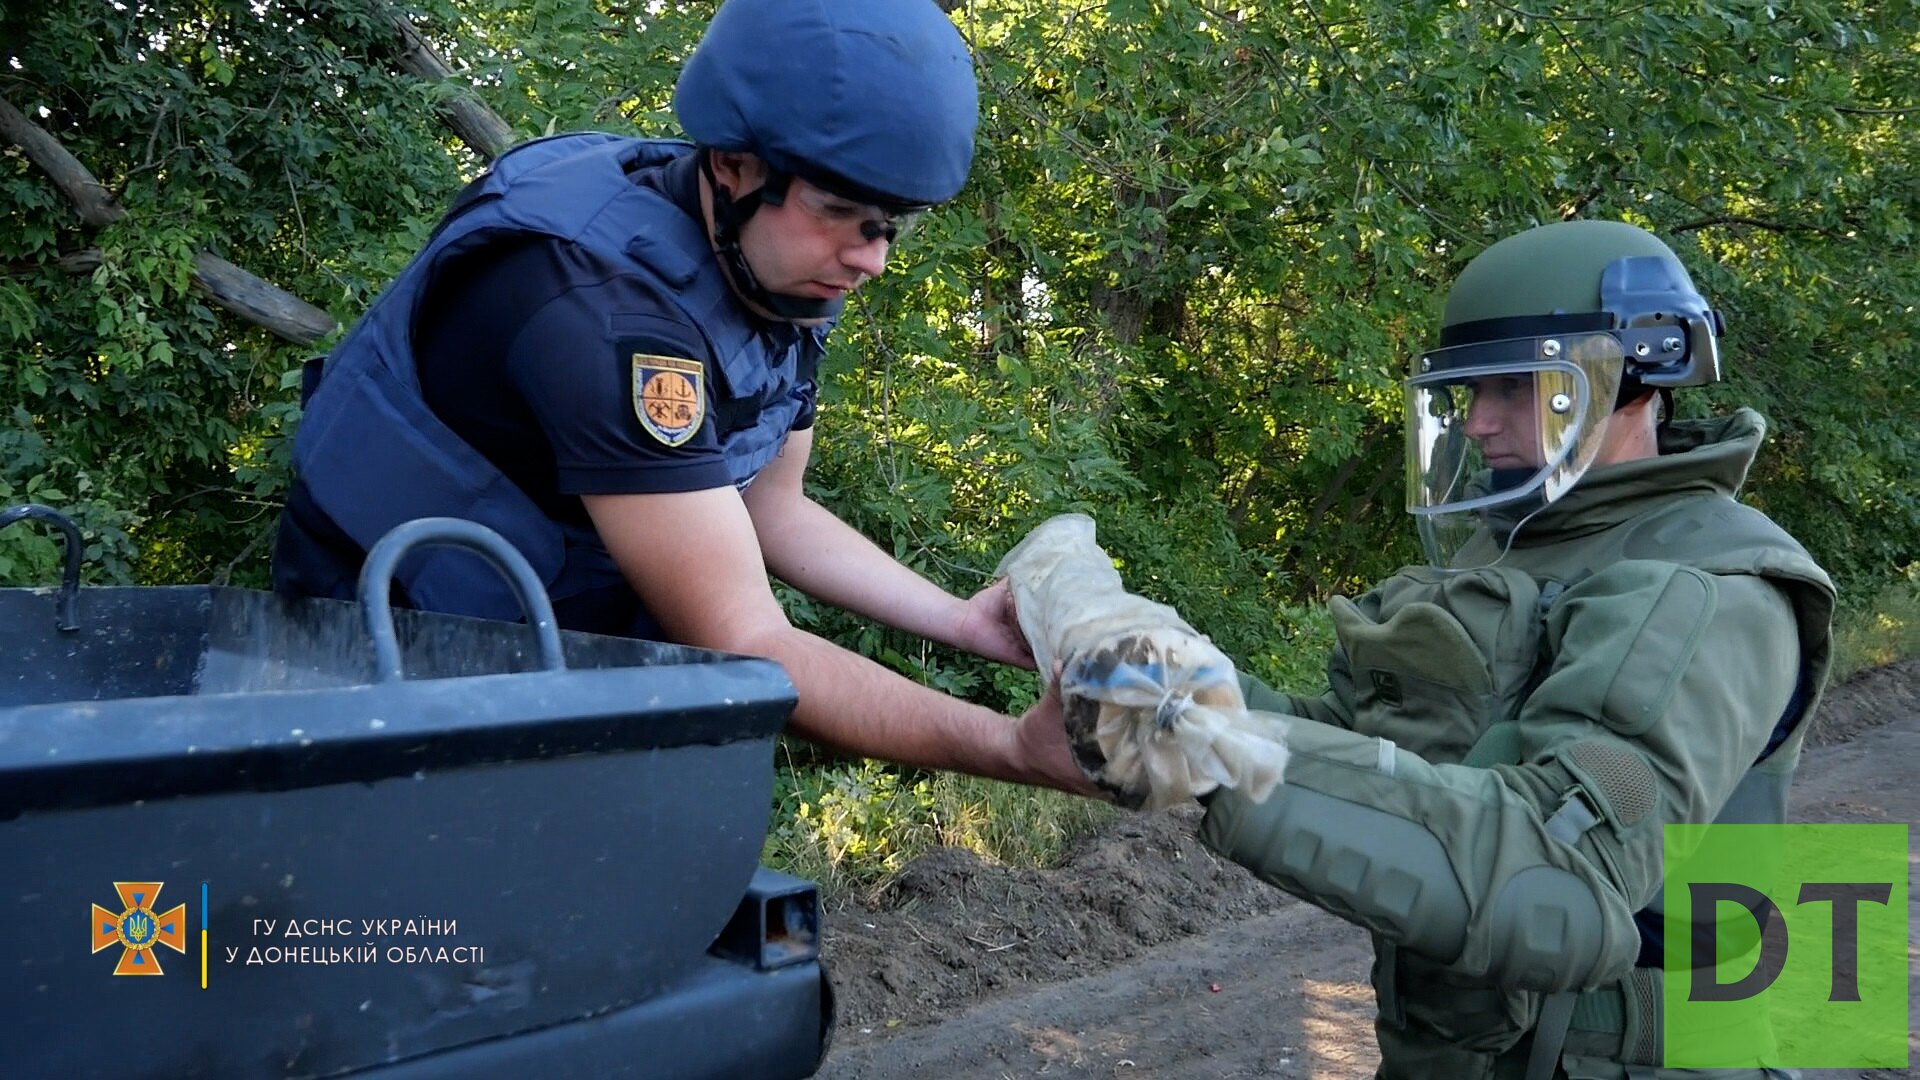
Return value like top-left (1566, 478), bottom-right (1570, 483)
top-left (630, 353), bottom-right (705, 446)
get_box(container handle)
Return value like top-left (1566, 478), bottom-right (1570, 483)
top-left (357, 517), bottom-right (567, 682)
top-left (0, 503), bottom-right (82, 632)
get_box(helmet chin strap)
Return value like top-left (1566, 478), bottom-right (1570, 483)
top-left (701, 152), bottom-right (844, 323)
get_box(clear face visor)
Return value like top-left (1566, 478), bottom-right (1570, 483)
top-left (1405, 331), bottom-right (1625, 566)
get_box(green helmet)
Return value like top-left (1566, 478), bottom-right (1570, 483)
top-left (1405, 221), bottom-right (1725, 566)
top-left (1440, 219), bottom-right (1723, 390)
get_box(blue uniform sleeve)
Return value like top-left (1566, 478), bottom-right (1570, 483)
top-left (788, 326), bottom-right (825, 432)
top-left (502, 274), bottom-right (734, 495)
top-left (790, 380), bottom-right (818, 431)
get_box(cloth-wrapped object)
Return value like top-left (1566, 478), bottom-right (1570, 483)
top-left (997, 513), bottom-right (1288, 810)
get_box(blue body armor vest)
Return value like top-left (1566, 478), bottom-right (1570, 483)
top-left (273, 134), bottom-right (821, 633)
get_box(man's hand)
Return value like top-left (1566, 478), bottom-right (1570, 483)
top-left (1006, 669), bottom-right (1104, 797)
top-left (953, 577), bottom-right (1035, 669)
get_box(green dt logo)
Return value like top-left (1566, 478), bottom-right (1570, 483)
top-left (1663, 823), bottom-right (1908, 1068)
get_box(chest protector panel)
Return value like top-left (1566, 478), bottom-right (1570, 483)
top-left (1328, 564), bottom-right (1546, 765)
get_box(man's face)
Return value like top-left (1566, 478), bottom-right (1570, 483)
top-left (1461, 374), bottom-right (1545, 470)
top-left (709, 155), bottom-right (896, 323)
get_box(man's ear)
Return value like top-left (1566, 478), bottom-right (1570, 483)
top-left (706, 149), bottom-right (766, 195)
top-left (1617, 387), bottom-right (1659, 421)
top-left (1613, 385), bottom-right (1664, 438)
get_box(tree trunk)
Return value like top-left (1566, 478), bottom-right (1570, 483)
top-left (1091, 178), bottom-right (1184, 347)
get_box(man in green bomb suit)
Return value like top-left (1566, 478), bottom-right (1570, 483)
top-left (1200, 219), bottom-right (1835, 1079)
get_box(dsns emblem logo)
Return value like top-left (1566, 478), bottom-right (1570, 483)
top-left (91, 882), bottom-right (187, 975)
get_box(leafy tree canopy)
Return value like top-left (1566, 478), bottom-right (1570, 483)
top-left (4, 0), bottom-right (1914, 700)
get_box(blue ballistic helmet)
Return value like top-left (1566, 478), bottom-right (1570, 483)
top-left (674, 0), bottom-right (979, 210)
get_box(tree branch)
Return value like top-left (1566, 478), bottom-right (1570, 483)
top-left (1671, 215), bottom-right (1847, 240)
top-left (0, 96), bottom-right (124, 228)
top-left (2, 92), bottom-right (338, 344)
top-left (189, 251), bottom-right (337, 343)
top-left (384, 9), bottom-right (515, 160)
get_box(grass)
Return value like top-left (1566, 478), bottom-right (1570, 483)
top-left (761, 746), bottom-right (1115, 898)
top-left (1829, 566), bottom-right (1920, 684)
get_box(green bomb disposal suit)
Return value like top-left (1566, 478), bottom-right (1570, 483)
top-left (1202, 410), bottom-right (1834, 1079)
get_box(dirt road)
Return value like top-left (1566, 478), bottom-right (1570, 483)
top-left (816, 660), bottom-right (1920, 1079)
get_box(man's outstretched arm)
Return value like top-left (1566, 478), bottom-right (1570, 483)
top-left (583, 484), bottom-right (1089, 793)
top-left (741, 428), bottom-right (1031, 667)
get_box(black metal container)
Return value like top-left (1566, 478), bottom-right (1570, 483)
top-left (0, 510), bottom-right (828, 1079)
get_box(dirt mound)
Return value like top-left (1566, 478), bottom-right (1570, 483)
top-left (823, 804), bottom-right (1289, 1031)
top-left (1808, 655), bottom-right (1920, 745)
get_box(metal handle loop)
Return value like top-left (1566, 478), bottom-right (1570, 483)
top-left (0, 503), bottom-right (83, 632)
top-left (356, 517), bottom-right (566, 683)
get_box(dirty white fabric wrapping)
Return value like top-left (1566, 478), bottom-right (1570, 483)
top-left (996, 513), bottom-right (1289, 810)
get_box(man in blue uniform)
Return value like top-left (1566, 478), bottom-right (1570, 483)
top-left (274, 0), bottom-right (1092, 793)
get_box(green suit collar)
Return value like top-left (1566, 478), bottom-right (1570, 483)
top-left (1498, 408), bottom-right (1767, 544)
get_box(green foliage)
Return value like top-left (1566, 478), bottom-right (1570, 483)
top-left (9, 0), bottom-right (1916, 609)
top-left (5, 0), bottom-right (1917, 881)
top-left (3, 0), bottom-right (472, 585)
top-left (768, 758), bottom-right (936, 888)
